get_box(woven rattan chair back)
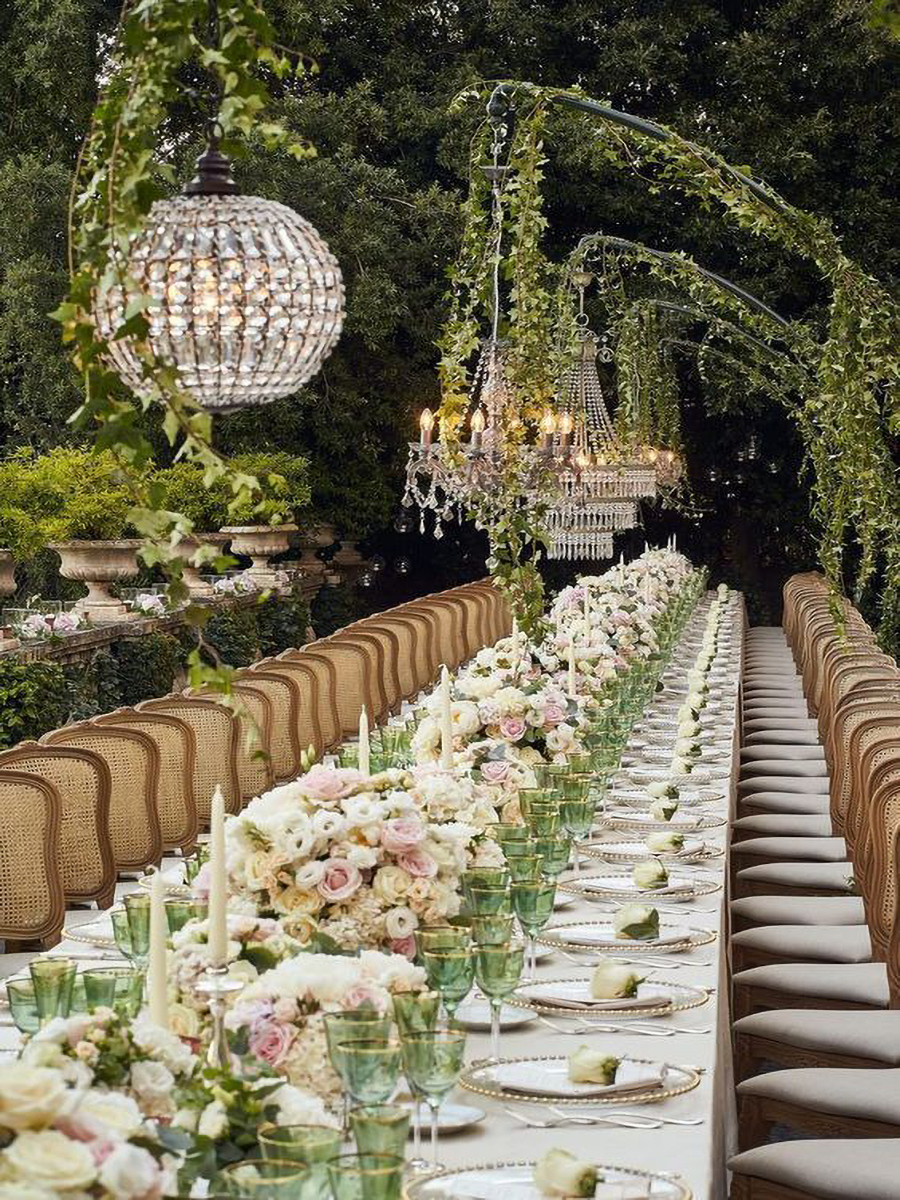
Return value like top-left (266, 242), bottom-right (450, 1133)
top-left (136, 696), bottom-right (241, 820)
top-left (829, 700), bottom-right (900, 835)
top-left (860, 757), bottom-right (900, 960)
top-left (0, 743), bottom-right (115, 908)
top-left (359, 617), bottom-right (416, 704)
top-left (304, 639), bottom-right (371, 739)
top-left (820, 652), bottom-right (896, 743)
top-left (41, 723), bottom-right (161, 873)
top-left (230, 681), bottom-right (276, 800)
top-left (328, 630), bottom-right (390, 722)
top-left (242, 667), bottom-right (304, 781)
top-left (844, 716), bottom-right (900, 871)
top-left (352, 622), bottom-right (403, 713)
top-left (448, 586), bottom-right (488, 656)
top-left (0, 771), bottom-right (64, 949)
top-left (277, 650), bottom-right (339, 751)
top-left (387, 605), bottom-right (438, 686)
top-left (254, 655), bottom-right (324, 757)
top-left (94, 709), bottom-right (198, 856)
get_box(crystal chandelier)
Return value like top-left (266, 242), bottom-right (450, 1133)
top-left (95, 138), bottom-right (344, 413)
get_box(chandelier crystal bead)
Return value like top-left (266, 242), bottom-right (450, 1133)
top-left (95, 146), bottom-right (344, 414)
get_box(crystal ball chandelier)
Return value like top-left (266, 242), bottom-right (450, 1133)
top-left (95, 141), bottom-right (344, 414)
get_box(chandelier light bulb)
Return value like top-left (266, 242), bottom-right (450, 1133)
top-left (470, 407), bottom-right (486, 449)
top-left (419, 407), bottom-right (435, 447)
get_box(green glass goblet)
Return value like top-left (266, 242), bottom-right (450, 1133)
top-left (466, 886), bottom-right (511, 917)
top-left (391, 990), bottom-right (438, 1168)
top-left (327, 1153), bottom-right (405, 1200)
top-left (503, 853), bottom-right (544, 884)
top-left (122, 893), bottom-right (151, 969)
top-left (350, 1104), bottom-right (410, 1159)
top-left (474, 941), bottom-right (525, 1063)
top-left (566, 751), bottom-right (593, 774)
top-left (524, 807), bottom-right (560, 838)
top-left (259, 1124), bottom-right (341, 1200)
top-left (511, 878), bottom-right (557, 980)
top-left (217, 1158), bottom-right (310, 1197)
top-left (323, 1011), bottom-right (393, 1133)
top-left (531, 835), bottom-right (572, 880)
top-left (461, 867), bottom-right (511, 894)
top-left (165, 898), bottom-right (207, 934)
top-left (485, 823), bottom-right (530, 850)
top-left (471, 913), bottom-right (515, 947)
top-left (400, 1029), bottom-right (467, 1168)
top-left (29, 958), bottom-right (76, 1026)
top-left (420, 947), bottom-right (474, 1020)
top-left (6, 979), bottom-right (40, 1034)
top-left (516, 789), bottom-right (551, 821)
top-left (335, 1038), bottom-right (402, 1108)
top-left (414, 925), bottom-right (469, 957)
top-left (559, 795), bottom-right (595, 875)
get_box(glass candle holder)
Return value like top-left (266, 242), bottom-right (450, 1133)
top-left (6, 979), bottom-right (40, 1034)
top-left (29, 958), bottom-right (76, 1026)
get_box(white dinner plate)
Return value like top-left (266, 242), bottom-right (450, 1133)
top-left (399, 1100), bottom-right (486, 1134)
top-left (453, 998), bottom-right (535, 1031)
top-left (538, 919), bottom-right (715, 953)
top-left (404, 1160), bottom-right (692, 1200)
top-left (510, 976), bottom-right (709, 1018)
top-left (460, 1055), bottom-right (700, 1106)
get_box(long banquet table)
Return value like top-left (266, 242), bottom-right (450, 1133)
top-left (434, 591), bottom-right (743, 1200)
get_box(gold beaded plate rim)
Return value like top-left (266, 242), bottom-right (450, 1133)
top-left (458, 1054), bottom-right (702, 1108)
top-left (599, 812), bottom-right (726, 832)
top-left (506, 976), bottom-right (710, 1018)
top-left (581, 841), bottom-right (724, 864)
top-left (536, 921), bottom-right (717, 954)
top-left (558, 874), bottom-right (721, 901)
top-left (136, 873), bottom-right (192, 898)
top-left (403, 1160), bottom-right (692, 1200)
top-left (62, 910), bottom-right (122, 948)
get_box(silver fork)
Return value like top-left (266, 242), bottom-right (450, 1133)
top-left (557, 950), bottom-right (714, 970)
top-left (504, 1106), bottom-right (661, 1130)
top-left (548, 1105), bottom-right (704, 1127)
top-left (538, 1015), bottom-right (712, 1037)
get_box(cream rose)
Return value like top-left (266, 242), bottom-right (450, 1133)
top-left (3, 1130), bottom-right (96, 1191)
top-left (632, 858), bottom-right (669, 890)
top-left (372, 865), bottom-right (412, 906)
top-left (590, 960), bottom-right (645, 1000)
top-left (98, 1143), bottom-right (162, 1200)
top-left (534, 1149), bottom-right (598, 1198)
top-left (129, 1060), bottom-right (175, 1114)
top-left (0, 1064), bottom-right (72, 1131)
top-left (646, 831), bottom-right (685, 853)
top-left (567, 1046), bottom-right (620, 1084)
top-left (168, 1002), bottom-right (201, 1039)
top-left (612, 903), bottom-right (660, 941)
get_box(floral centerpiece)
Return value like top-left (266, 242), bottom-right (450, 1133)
top-left (0, 1059), bottom-right (177, 1198)
top-left (223, 765), bottom-right (492, 953)
top-left (224, 949), bottom-right (426, 1103)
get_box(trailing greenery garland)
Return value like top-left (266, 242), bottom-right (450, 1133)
top-left (439, 81), bottom-right (899, 648)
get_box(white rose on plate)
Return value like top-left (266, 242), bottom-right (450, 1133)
top-left (677, 718), bottom-right (699, 737)
top-left (590, 959), bottom-right (645, 999)
top-left (612, 903), bottom-right (660, 941)
top-left (632, 858), bottom-right (669, 889)
top-left (646, 831), bottom-right (685, 853)
top-left (674, 737), bottom-right (701, 757)
top-left (649, 799), bottom-right (679, 822)
top-left (646, 781), bottom-right (678, 800)
top-left (2, 1130), bottom-right (96, 1191)
top-left (567, 1045), bottom-right (620, 1084)
top-left (670, 755), bottom-right (693, 774)
top-left (534, 1148), bottom-right (599, 1197)
top-left (0, 1063), bottom-right (73, 1131)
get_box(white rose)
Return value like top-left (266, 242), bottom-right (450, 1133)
top-left (346, 845), bottom-right (379, 871)
top-left (168, 1003), bottom-right (201, 1039)
top-left (98, 1143), bottom-right (162, 1200)
top-left (567, 1046), bottom-right (620, 1084)
top-left (129, 1060), bottom-right (175, 1111)
top-left (590, 959), bottom-right (645, 999)
top-left (2, 1130), bottom-right (96, 1190)
top-left (649, 799), bottom-right (678, 822)
top-left (74, 1090), bottom-right (143, 1139)
top-left (384, 906), bottom-right (418, 940)
top-left (632, 858), bottom-right (669, 889)
top-left (612, 903), bottom-right (659, 941)
top-left (0, 1183), bottom-right (58, 1200)
top-left (451, 701), bottom-right (482, 736)
top-left (198, 1099), bottom-right (229, 1140)
top-left (296, 861), bottom-right (326, 889)
top-left (646, 831), bottom-right (685, 853)
top-left (0, 1064), bottom-right (73, 1131)
top-left (534, 1149), bottom-right (598, 1198)
top-left (670, 755), bottom-right (692, 774)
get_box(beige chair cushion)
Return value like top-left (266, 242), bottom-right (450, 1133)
top-left (733, 835), bottom-right (847, 862)
top-left (737, 1067), bottom-right (900, 1124)
top-left (740, 745), bottom-right (825, 760)
top-left (731, 894), bottom-right (865, 926)
top-left (733, 813), bottom-right (833, 837)
top-left (738, 775), bottom-right (830, 795)
top-left (733, 961), bottom-right (889, 1007)
top-left (740, 758), bottom-right (829, 777)
top-left (736, 860), bottom-right (856, 893)
top-left (739, 792), bottom-right (831, 815)
top-left (744, 728), bottom-right (821, 745)
top-left (733, 1008), bottom-right (900, 1064)
top-left (732, 923), bottom-right (871, 963)
top-left (728, 1139), bottom-right (900, 1200)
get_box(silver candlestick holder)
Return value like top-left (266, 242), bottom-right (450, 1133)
top-left (195, 964), bottom-right (244, 1070)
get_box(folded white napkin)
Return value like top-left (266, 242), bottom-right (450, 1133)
top-left (558, 925), bottom-right (690, 948)
top-left (525, 982), bottom-right (673, 1013)
top-left (499, 1057), bottom-right (665, 1098)
top-left (595, 1185), bottom-right (651, 1200)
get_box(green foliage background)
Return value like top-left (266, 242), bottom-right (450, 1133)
top-left (0, 0), bottom-right (896, 620)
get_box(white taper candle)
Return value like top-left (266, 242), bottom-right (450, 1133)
top-left (439, 665), bottom-right (454, 770)
top-left (567, 637), bottom-right (577, 697)
top-left (358, 706), bottom-right (370, 776)
top-left (148, 870), bottom-right (169, 1029)
top-left (207, 786), bottom-right (228, 968)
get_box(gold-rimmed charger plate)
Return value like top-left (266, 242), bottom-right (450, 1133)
top-left (459, 1055), bottom-right (702, 1108)
top-left (581, 839), bottom-right (724, 864)
top-left (599, 811), bottom-right (726, 833)
top-left (508, 976), bottom-right (710, 1019)
top-left (558, 873), bottom-right (721, 902)
top-left (537, 920), bottom-right (716, 955)
top-left (137, 872), bottom-right (191, 898)
top-left (62, 911), bottom-right (121, 949)
top-left (404, 1160), bottom-right (692, 1200)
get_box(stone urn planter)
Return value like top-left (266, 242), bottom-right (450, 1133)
top-left (0, 550), bottom-right (17, 598)
top-left (222, 524), bottom-right (298, 589)
top-left (297, 523), bottom-right (338, 583)
top-left (173, 533), bottom-right (229, 597)
top-left (50, 539), bottom-right (142, 622)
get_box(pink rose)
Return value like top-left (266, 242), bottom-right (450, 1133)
top-left (273, 997), bottom-right (299, 1023)
top-left (543, 703), bottom-right (566, 728)
top-left (225, 998), bottom-right (273, 1032)
top-left (390, 935), bottom-right (417, 959)
top-left (318, 858), bottom-right (362, 903)
top-left (302, 765), bottom-right (364, 802)
top-left (480, 759), bottom-right (511, 785)
top-left (381, 816), bottom-right (426, 854)
top-left (191, 862), bottom-right (210, 901)
top-left (344, 984), bottom-right (385, 1011)
top-left (248, 1018), bottom-right (293, 1068)
top-left (89, 1139), bottom-right (117, 1167)
top-left (397, 848), bottom-right (437, 878)
top-left (499, 715), bottom-right (527, 742)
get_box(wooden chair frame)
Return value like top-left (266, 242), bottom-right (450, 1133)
top-left (0, 770), bottom-right (64, 950)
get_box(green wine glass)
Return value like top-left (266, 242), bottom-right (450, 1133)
top-left (165, 898), bottom-right (207, 934)
top-left (400, 1029), bottom-right (467, 1168)
top-left (414, 925), bottom-right (469, 957)
top-left (327, 1154), bottom-right (405, 1200)
top-left (466, 885), bottom-right (511, 917)
top-left (391, 991), bottom-right (438, 1168)
top-left (502, 849), bottom-right (544, 883)
top-left (259, 1124), bottom-right (341, 1200)
top-left (217, 1158), bottom-right (310, 1197)
top-left (559, 795), bottom-right (595, 876)
top-left (29, 958), bottom-right (76, 1027)
top-left (122, 892), bottom-right (151, 969)
top-left (323, 1010), bottom-right (393, 1132)
top-left (471, 913), bottom-right (515, 946)
top-left (511, 879), bottom-right (557, 979)
top-left (531, 835), bottom-right (572, 880)
top-left (6, 979), bottom-right (40, 1034)
top-left (349, 1104), bottom-right (410, 1160)
top-left (334, 1038), bottom-right (402, 1107)
top-left (420, 947), bottom-right (474, 1019)
top-left (474, 941), bottom-right (525, 1062)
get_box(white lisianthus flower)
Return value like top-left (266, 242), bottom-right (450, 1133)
top-left (296, 860), bottom-right (327, 890)
top-left (384, 906), bottom-right (418, 940)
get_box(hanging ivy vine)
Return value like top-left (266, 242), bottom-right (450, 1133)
top-left (52, 0), bottom-right (313, 693)
top-left (439, 80), bottom-right (899, 649)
